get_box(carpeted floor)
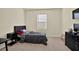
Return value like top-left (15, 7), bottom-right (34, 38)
top-left (1, 37), bottom-right (70, 51)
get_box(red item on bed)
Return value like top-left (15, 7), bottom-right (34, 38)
top-left (16, 31), bottom-right (23, 35)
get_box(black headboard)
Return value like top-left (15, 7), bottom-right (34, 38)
top-left (14, 26), bottom-right (26, 32)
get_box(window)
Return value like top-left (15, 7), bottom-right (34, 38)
top-left (37, 14), bottom-right (47, 30)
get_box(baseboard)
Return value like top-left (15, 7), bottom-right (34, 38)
top-left (60, 34), bottom-right (65, 42)
top-left (46, 34), bottom-right (65, 42)
top-left (46, 35), bottom-right (61, 38)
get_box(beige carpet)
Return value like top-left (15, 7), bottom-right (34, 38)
top-left (1, 37), bottom-right (70, 51)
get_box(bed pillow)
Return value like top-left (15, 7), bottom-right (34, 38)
top-left (16, 31), bottom-right (23, 36)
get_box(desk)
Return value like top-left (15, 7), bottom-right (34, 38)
top-left (0, 38), bottom-right (8, 51)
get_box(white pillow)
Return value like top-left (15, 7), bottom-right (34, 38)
top-left (22, 29), bottom-right (26, 32)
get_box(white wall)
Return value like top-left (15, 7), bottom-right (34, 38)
top-left (24, 9), bottom-right (62, 37)
top-left (0, 8), bottom-right (77, 37)
top-left (0, 8), bottom-right (78, 49)
top-left (0, 8), bottom-right (25, 49)
top-left (62, 8), bottom-right (77, 34)
top-left (24, 8), bottom-right (79, 37)
top-left (0, 8), bottom-right (25, 38)
top-left (0, 8), bottom-right (76, 38)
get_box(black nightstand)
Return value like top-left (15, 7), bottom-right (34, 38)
top-left (7, 32), bottom-right (17, 46)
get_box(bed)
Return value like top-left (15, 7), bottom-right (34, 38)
top-left (14, 26), bottom-right (48, 45)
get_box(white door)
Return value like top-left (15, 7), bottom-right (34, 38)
top-left (24, 9), bottom-right (62, 37)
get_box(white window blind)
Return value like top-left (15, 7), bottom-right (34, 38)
top-left (37, 14), bottom-right (47, 30)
